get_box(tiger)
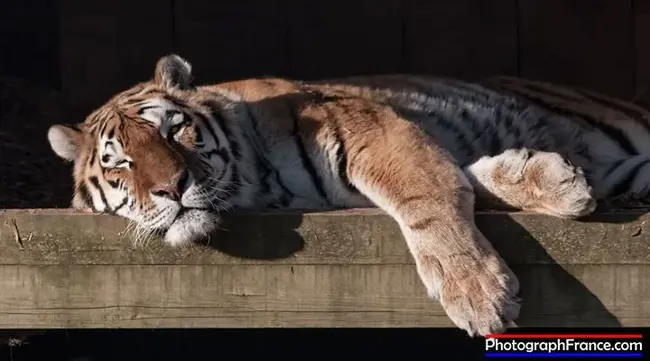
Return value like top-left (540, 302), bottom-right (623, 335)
top-left (46, 54), bottom-right (649, 337)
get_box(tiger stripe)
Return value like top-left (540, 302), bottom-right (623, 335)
top-left (481, 75), bottom-right (650, 198)
top-left (48, 54), bottom-right (650, 338)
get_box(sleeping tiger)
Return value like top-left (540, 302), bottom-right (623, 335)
top-left (47, 54), bottom-right (650, 337)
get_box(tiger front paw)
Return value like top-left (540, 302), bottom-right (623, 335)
top-left (419, 251), bottom-right (521, 336)
top-left (474, 148), bottom-right (596, 218)
top-left (520, 151), bottom-right (596, 218)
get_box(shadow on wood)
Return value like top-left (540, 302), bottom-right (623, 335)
top-left (201, 208), bottom-right (623, 328)
top-left (480, 215), bottom-right (621, 328)
top-left (204, 211), bottom-right (305, 260)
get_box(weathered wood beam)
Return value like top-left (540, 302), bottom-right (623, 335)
top-left (0, 208), bottom-right (648, 328)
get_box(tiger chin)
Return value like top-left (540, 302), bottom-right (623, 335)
top-left (163, 208), bottom-right (220, 247)
top-left (48, 53), bottom-right (623, 337)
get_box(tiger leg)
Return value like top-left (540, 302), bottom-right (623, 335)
top-left (463, 148), bottom-right (597, 218)
top-left (343, 118), bottom-right (520, 336)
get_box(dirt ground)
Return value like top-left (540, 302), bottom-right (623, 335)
top-left (0, 76), bottom-right (88, 209)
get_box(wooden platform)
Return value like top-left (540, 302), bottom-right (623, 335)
top-left (1, 208), bottom-right (649, 328)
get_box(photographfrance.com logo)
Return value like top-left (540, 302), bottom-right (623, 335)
top-left (485, 334), bottom-right (643, 358)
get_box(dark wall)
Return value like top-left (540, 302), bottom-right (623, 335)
top-left (0, 0), bottom-right (60, 88)
top-left (2, 0), bottom-right (647, 108)
top-left (1, 0), bottom-right (649, 209)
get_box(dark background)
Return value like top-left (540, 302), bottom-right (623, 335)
top-left (4, 0), bottom-right (650, 105)
top-left (2, 0), bottom-right (650, 359)
top-left (3, 0), bottom-right (650, 209)
top-left (2, 328), bottom-right (647, 361)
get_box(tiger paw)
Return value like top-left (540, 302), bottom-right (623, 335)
top-left (433, 252), bottom-right (521, 336)
top-left (471, 148), bottom-right (597, 218)
top-left (518, 150), bottom-right (596, 218)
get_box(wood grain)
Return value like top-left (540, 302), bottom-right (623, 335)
top-left (0, 209), bottom-right (645, 328)
top-left (1, 209), bottom-right (649, 266)
top-left (0, 264), bottom-right (639, 328)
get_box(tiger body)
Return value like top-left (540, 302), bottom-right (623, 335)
top-left (47, 55), bottom-right (650, 337)
top-left (319, 75), bottom-right (650, 201)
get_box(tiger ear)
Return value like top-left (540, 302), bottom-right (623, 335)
top-left (48, 124), bottom-right (84, 162)
top-left (154, 54), bottom-right (193, 90)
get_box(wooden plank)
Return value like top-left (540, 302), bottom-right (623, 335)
top-left (0, 264), bottom-right (641, 328)
top-left (634, 0), bottom-right (650, 107)
top-left (403, 0), bottom-right (518, 80)
top-left (518, 0), bottom-right (634, 98)
top-left (0, 208), bottom-right (646, 328)
top-left (59, 0), bottom-right (173, 107)
top-left (287, 0), bottom-right (402, 80)
top-left (1, 209), bottom-right (650, 266)
top-left (174, 0), bottom-right (289, 84)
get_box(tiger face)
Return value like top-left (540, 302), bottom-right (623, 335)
top-left (47, 55), bottom-right (233, 246)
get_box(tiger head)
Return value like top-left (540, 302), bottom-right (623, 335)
top-left (47, 54), bottom-right (235, 247)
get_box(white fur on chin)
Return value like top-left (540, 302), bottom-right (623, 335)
top-left (163, 209), bottom-right (220, 247)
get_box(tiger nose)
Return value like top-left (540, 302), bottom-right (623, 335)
top-left (151, 169), bottom-right (188, 202)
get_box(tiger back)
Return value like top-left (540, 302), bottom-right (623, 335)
top-left (46, 54), bottom-right (650, 338)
